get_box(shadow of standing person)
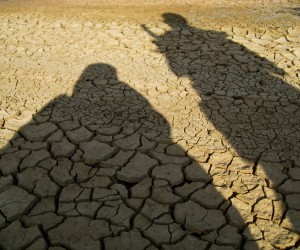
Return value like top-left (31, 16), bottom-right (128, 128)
top-left (0, 63), bottom-right (250, 249)
top-left (143, 13), bottom-right (300, 249)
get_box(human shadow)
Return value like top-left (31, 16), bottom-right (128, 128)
top-left (286, 7), bottom-right (300, 16)
top-left (0, 63), bottom-right (251, 249)
top-left (291, 7), bottom-right (300, 16)
top-left (143, 13), bottom-right (300, 248)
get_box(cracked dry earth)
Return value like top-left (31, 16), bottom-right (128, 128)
top-left (0, 1), bottom-right (300, 250)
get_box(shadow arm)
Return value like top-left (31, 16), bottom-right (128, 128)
top-left (141, 24), bottom-right (159, 40)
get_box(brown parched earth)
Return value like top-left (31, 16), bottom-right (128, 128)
top-left (0, 0), bottom-right (300, 249)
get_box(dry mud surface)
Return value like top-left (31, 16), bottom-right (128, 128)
top-left (0, 1), bottom-right (300, 249)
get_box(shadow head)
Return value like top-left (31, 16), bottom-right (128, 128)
top-left (162, 13), bottom-right (188, 28)
top-left (69, 63), bottom-right (119, 96)
top-left (79, 63), bottom-right (118, 82)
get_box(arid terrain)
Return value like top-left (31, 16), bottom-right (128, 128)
top-left (0, 0), bottom-right (299, 249)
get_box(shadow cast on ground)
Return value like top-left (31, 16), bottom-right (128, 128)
top-left (0, 63), bottom-right (254, 249)
top-left (143, 12), bottom-right (300, 247)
